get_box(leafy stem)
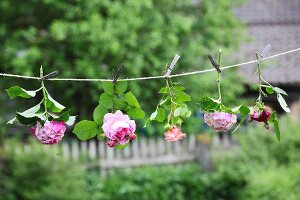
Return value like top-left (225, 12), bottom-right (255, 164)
top-left (255, 52), bottom-right (264, 105)
top-left (217, 49), bottom-right (222, 103)
top-left (166, 78), bottom-right (175, 125)
top-left (40, 66), bottom-right (48, 118)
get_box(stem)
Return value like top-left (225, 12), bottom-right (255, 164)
top-left (112, 81), bottom-right (117, 113)
top-left (217, 49), bottom-right (222, 103)
top-left (166, 78), bottom-right (175, 125)
top-left (255, 52), bottom-right (263, 104)
top-left (40, 66), bottom-right (48, 118)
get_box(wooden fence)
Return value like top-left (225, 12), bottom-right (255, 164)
top-left (61, 135), bottom-right (198, 170)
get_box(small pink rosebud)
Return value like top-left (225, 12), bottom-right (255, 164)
top-left (129, 133), bottom-right (137, 141)
top-left (204, 112), bottom-right (237, 132)
top-left (30, 121), bottom-right (66, 145)
top-left (107, 140), bottom-right (117, 148)
top-left (164, 127), bottom-right (186, 142)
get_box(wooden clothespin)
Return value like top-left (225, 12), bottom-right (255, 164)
top-left (165, 54), bottom-right (180, 77)
top-left (39, 70), bottom-right (59, 81)
top-left (207, 54), bottom-right (221, 73)
top-left (112, 64), bottom-right (125, 84)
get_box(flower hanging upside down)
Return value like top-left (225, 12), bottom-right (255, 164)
top-left (164, 126), bottom-right (186, 142)
top-left (30, 121), bottom-right (66, 145)
top-left (102, 110), bottom-right (137, 148)
top-left (204, 112), bottom-right (237, 132)
top-left (250, 107), bottom-right (272, 129)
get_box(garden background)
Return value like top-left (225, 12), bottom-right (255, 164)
top-left (0, 0), bottom-right (300, 199)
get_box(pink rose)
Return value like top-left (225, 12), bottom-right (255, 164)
top-left (251, 107), bottom-right (271, 123)
top-left (204, 112), bottom-right (237, 132)
top-left (102, 110), bottom-right (136, 148)
top-left (164, 127), bottom-right (186, 142)
top-left (30, 121), bottom-right (66, 145)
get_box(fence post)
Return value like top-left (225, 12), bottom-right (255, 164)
top-left (195, 134), bottom-right (213, 171)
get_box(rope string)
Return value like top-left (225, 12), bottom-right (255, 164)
top-left (0, 47), bottom-right (299, 82)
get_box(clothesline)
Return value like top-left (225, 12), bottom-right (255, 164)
top-left (0, 47), bottom-right (299, 82)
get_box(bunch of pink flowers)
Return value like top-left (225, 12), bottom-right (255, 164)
top-left (204, 112), bottom-right (237, 132)
top-left (30, 121), bottom-right (66, 145)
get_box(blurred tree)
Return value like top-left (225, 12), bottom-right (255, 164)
top-left (0, 0), bottom-right (245, 135)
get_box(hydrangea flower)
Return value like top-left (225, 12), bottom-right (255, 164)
top-left (102, 110), bottom-right (137, 148)
top-left (30, 121), bottom-right (66, 145)
top-left (164, 127), bottom-right (186, 142)
top-left (204, 112), bottom-right (237, 132)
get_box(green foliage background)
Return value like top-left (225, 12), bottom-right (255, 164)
top-left (0, 0), bottom-right (245, 135)
top-left (1, 117), bottom-right (300, 200)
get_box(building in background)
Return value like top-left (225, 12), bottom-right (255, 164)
top-left (234, 0), bottom-right (300, 119)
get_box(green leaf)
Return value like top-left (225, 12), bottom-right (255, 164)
top-left (174, 107), bottom-right (182, 117)
top-left (56, 109), bottom-right (71, 122)
top-left (159, 98), bottom-right (168, 106)
top-left (6, 86), bottom-right (38, 99)
top-left (7, 117), bottom-right (16, 124)
top-left (150, 109), bottom-right (158, 120)
top-left (73, 120), bottom-right (99, 140)
top-left (116, 81), bottom-right (128, 94)
top-left (66, 116), bottom-right (76, 126)
top-left (239, 105), bottom-right (250, 116)
top-left (277, 94), bottom-right (290, 113)
top-left (269, 112), bottom-right (276, 122)
top-left (45, 91), bottom-right (65, 113)
top-left (113, 99), bottom-right (127, 110)
top-left (16, 113), bottom-right (39, 125)
top-left (273, 87), bottom-right (287, 96)
top-left (266, 86), bottom-right (274, 94)
top-left (175, 90), bottom-right (191, 102)
top-left (125, 91), bottom-right (140, 108)
top-left (102, 82), bottom-right (114, 95)
top-left (127, 107), bottom-right (145, 119)
top-left (174, 86), bottom-right (185, 91)
top-left (273, 119), bottom-right (280, 141)
top-left (156, 108), bottom-right (166, 122)
top-left (93, 104), bottom-right (107, 124)
top-left (199, 97), bottom-right (220, 111)
top-left (99, 93), bottom-right (114, 109)
top-left (159, 87), bottom-right (168, 93)
top-left (115, 143), bottom-right (129, 150)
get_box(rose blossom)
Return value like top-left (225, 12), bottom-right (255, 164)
top-left (251, 107), bottom-right (271, 123)
top-left (102, 110), bottom-right (136, 148)
top-left (204, 112), bottom-right (237, 132)
top-left (30, 121), bottom-right (66, 145)
top-left (164, 127), bottom-right (186, 142)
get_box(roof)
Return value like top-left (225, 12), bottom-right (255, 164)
top-left (234, 0), bottom-right (300, 85)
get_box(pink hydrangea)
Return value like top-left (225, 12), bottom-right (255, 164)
top-left (204, 112), bottom-right (237, 132)
top-left (30, 121), bottom-right (66, 145)
top-left (164, 127), bottom-right (186, 142)
top-left (102, 110), bottom-right (136, 148)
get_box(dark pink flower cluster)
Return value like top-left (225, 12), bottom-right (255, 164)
top-left (251, 107), bottom-right (272, 123)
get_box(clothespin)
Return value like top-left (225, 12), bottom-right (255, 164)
top-left (165, 54), bottom-right (180, 77)
top-left (256, 44), bottom-right (271, 64)
top-left (112, 64), bottom-right (125, 84)
top-left (207, 54), bottom-right (221, 73)
top-left (260, 44), bottom-right (271, 59)
top-left (39, 70), bottom-right (59, 81)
